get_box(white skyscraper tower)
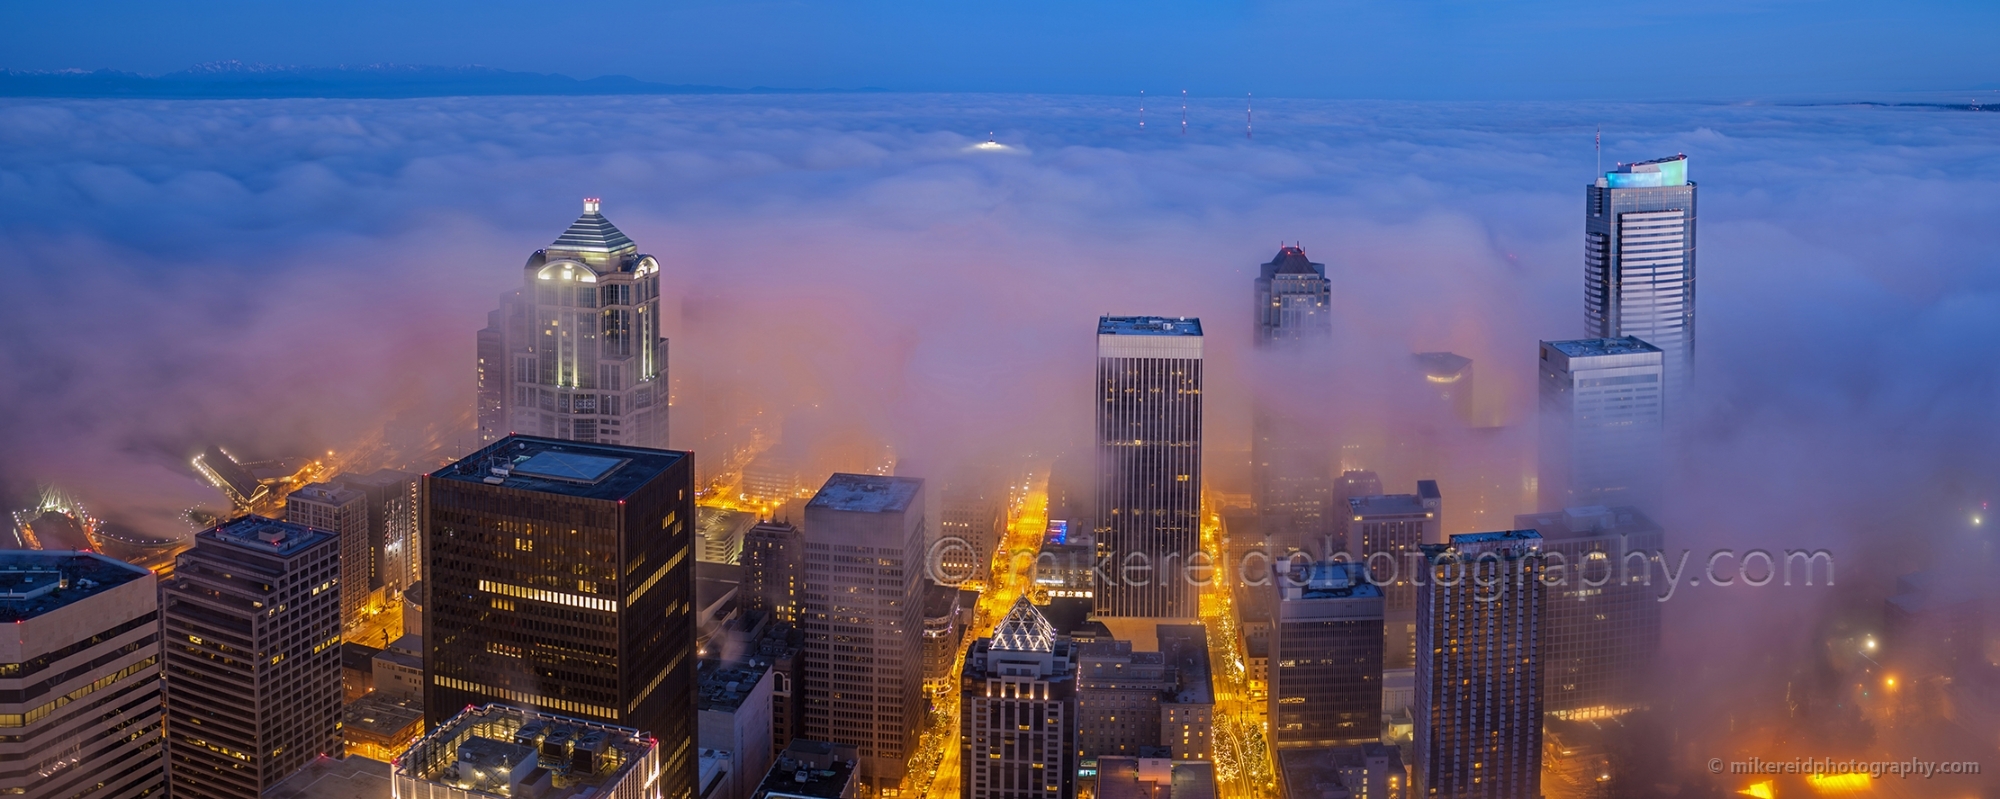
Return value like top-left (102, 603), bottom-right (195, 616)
top-left (1586, 155), bottom-right (1694, 417)
top-left (478, 198), bottom-right (669, 448)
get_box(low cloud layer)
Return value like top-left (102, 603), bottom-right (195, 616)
top-left (1, 93), bottom-right (1996, 777)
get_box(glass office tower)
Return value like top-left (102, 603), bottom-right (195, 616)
top-left (1587, 155), bottom-right (1695, 417)
top-left (425, 435), bottom-right (696, 799)
top-left (1094, 316), bottom-right (1204, 619)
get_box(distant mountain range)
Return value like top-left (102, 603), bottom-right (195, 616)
top-left (0, 61), bottom-right (877, 99)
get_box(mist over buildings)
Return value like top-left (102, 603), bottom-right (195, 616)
top-left (0, 92), bottom-right (1996, 775)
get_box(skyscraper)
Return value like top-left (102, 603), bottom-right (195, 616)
top-left (959, 598), bottom-right (1076, 799)
top-left (1254, 245), bottom-right (1332, 344)
top-left (1252, 247), bottom-right (1336, 560)
top-left (164, 517), bottom-right (341, 799)
top-left (0, 552), bottom-right (164, 799)
top-left (801, 473), bottom-right (927, 793)
top-left (424, 435), bottom-right (697, 799)
top-left (1413, 530), bottom-right (1545, 799)
top-left (742, 520), bottom-right (805, 623)
top-left (1348, 480), bottom-right (1441, 671)
top-left (285, 481), bottom-right (370, 631)
top-left (478, 198), bottom-right (670, 448)
top-left (1537, 338), bottom-right (1664, 512)
top-left (1269, 561), bottom-right (1384, 749)
top-left (334, 468), bottom-right (422, 595)
top-left (1096, 316), bottom-right (1204, 619)
top-left (1587, 155), bottom-right (1695, 415)
top-left (1515, 506), bottom-right (1664, 719)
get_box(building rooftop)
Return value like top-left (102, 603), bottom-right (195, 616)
top-left (288, 482), bottom-right (364, 508)
top-left (990, 597), bottom-right (1057, 653)
top-left (1545, 337), bottom-right (1661, 359)
top-left (1449, 529), bottom-right (1542, 546)
top-left (1513, 505), bottom-right (1662, 541)
top-left (1423, 529), bottom-right (1545, 562)
top-left (342, 693), bottom-right (424, 741)
top-left (1278, 562), bottom-right (1383, 601)
top-left (1606, 154), bottom-right (1689, 189)
top-left (1413, 352), bottom-right (1471, 380)
top-left (264, 755), bottom-right (391, 799)
top-left (202, 516), bottom-right (334, 558)
top-left (807, 474), bottom-right (921, 514)
top-left (753, 740), bottom-right (860, 799)
top-left (433, 435), bottom-right (686, 502)
top-left (0, 551), bottom-right (149, 623)
top-left (549, 199), bottom-right (637, 254)
top-left (1263, 246), bottom-right (1325, 277)
top-left (1347, 494), bottom-right (1427, 518)
top-left (393, 704), bottom-right (655, 799)
top-left (1098, 316), bottom-right (1203, 337)
top-left (924, 581), bottom-right (962, 620)
top-left (1097, 757), bottom-right (1217, 799)
top-left (697, 660), bottom-right (771, 713)
top-left (342, 642), bottom-right (383, 672)
top-left (1276, 744), bottom-right (1404, 799)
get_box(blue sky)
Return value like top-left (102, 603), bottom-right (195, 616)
top-left (6, 0), bottom-right (1997, 98)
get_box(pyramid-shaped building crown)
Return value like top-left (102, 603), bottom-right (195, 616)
top-left (550, 197), bottom-right (636, 254)
top-left (990, 596), bottom-right (1056, 653)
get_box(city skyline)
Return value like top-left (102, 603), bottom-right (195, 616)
top-left (0, 20), bottom-right (1995, 796)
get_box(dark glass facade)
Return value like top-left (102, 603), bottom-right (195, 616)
top-left (1270, 563), bottom-right (1383, 748)
top-left (425, 435), bottom-right (696, 799)
top-left (1094, 317), bottom-right (1204, 620)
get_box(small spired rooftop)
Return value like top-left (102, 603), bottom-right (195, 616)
top-left (990, 597), bottom-right (1057, 653)
top-left (1264, 245), bottom-right (1324, 275)
top-left (549, 198), bottom-right (637, 253)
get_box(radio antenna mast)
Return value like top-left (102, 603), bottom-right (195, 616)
top-left (1595, 125), bottom-right (1602, 177)
top-left (1140, 90), bottom-right (1146, 129)
top-left (1181, 89), bottom-right (1187, 135)
top-left (1246, 92), bottom-right (1253, 139)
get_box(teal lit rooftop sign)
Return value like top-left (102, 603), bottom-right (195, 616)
top-left (1606, 155), bottom-right (1688, 188)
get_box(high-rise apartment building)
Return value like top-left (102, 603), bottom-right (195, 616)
top-left (1413, 530), bottom-right (1545, 799)
top-left (1252, 247), bottom-right (1336, 562)
top-left (1586, 155), bottom-right (1695, 416)
top-left (801, 474), bottom-right (926, 793)
top-left (285, 482), bottom-right (371, 631)
top-left (425, 435), bottom-right (697, 799)
top-left (333, 469), bottom-right (422, 596)
top-left (959, 598), bottom-right (1076, 799)
top-left (0, 552), bottom-right (163, 799)
top-left (1096, 316), bottom-right (1204, 619)
top-left (163, 517), bottom-right (341, 799)
top-left (742, 520), bottom-right (805, 623)
top-left (1515, 506), bottom-right (1663, 719)
top-left (1537, 338), bottom-right (1665, 512)
top-left (477, 198), bottom-right (670, 448)
top-left (1269, 562), bottom-right (1384, 749)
